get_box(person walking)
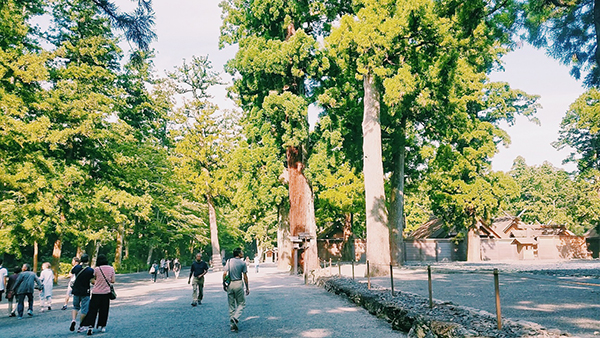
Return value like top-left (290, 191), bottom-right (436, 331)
top-left (223, 248), bottom-right (249, 332)
top-left (188, 253), bottom-right (208, 306)
top-left (172, 258), bottom-right (181, 279)
top-left (11, 263), bottom-right (43, 319)
top-left (62, 257), bottom-right (80, 310)
top-left (165, 258), bottom-right (171, 278)
top-left (150, 261), bottom-right (159, 283)
top-left (254, 254), bottom-right (260, 273)
top-left (159, 258), bottom-right (166, 278)
top-left (80, 254), bottom-right (115, 335)
top-left (0, 258), bottom-right (8, 302)
top-left (70, 254), bottom-right (94, 333)
top-left (38, 262), bottom-right (54, 311)
top-left (6, 266), bottom-right (21, 317)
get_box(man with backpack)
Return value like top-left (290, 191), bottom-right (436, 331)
top-left (69, 254), bottom-right (94, 333)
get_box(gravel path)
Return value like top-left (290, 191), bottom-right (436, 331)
top-left (0, 266), bottom-right (405, 338)
top-left (331, 260), bottom-right (600, 338)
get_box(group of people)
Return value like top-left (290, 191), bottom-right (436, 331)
top-left (0, 259), bottom-right (51, 320)
top-left (149, 257), bottom-right (181, 282)
top-left (66, 254), bottom-right (116, 335)
top-left (188, 248), bottom-right (250, 332)
top-left (1, 248), bottom-right (252, 334)
top-left (0, 254), bottom-right (116, 336)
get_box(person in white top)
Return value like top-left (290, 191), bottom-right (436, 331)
top-left (39, 262), bottom-right (54, 311)
top-left (0, 258), bottom-right (8, 302)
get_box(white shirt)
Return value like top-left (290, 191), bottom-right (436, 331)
top-left (0, 267), bottom-right (8, 291)
top-left (39, 269), bottom-right (54, 296)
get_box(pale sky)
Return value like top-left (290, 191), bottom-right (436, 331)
top-left (120, 0), bottom-right (586, 173)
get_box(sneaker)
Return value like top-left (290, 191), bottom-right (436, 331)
top-left (77, 326), bottom-right (89, 333)
top-left (87, 327), bottom-right (93, 335)
top-left (27, 309), bottom-right (33, 316)
top-left (17, 316), bottom-right (22, 320)
top-left (70, 321), bottom-right (77, 332)
top-left (191, 302), bottom-right (197, 307)
top-left (9, 313), bottom-right (16, 317)
top-left (99, 327), bottom-right (106, 333)
top-left (61, 305), bottom-right (68, 310)
top-left (198, 300), bottom-right (202, 305)
top-left (48, 306), bottom-right (52, 311)
top-left (231, 318), bottom-right (239, 331)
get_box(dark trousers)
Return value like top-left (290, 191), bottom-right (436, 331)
top-left (81, 294), bottom-right (111, 328)
top-left (17, 293), bottom-right (33, 317)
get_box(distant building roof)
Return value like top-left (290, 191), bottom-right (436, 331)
top-left (407, 217), bottom-right (458, 240)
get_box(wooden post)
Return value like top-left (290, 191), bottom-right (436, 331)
top-left (390, 263), bottom-right (394, 296)
top-left (494, 268), bottom-right (502, 330)
top-left (428, 265), bottom-right (433, 308)
top-left (367, 260), bottom-right (371, 289)
top-left (352, 260), bottom-right (355, 280)
top-left (329, 258), bottom-right (332, 275)
top-left (338, 260), bottom-right (341, 276)
top-left (293, 249), bottom-right (298, 275)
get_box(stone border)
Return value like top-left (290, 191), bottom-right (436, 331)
top-left (317, 276), bottom-right (569, 338)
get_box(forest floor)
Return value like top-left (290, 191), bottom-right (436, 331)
top-left (0, 264), bottom-right (405, 338)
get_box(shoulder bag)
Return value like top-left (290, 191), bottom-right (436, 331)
top-left (69, 266), bottom-right (86, 289)
top-left (98, 267), bottom-right (117, 300)
top-left (223, 259), bottom-right (231, 292)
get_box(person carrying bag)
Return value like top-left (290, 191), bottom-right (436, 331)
top-left (79, 255), bottom-right (115, 335)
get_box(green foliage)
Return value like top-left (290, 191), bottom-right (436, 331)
top-left (521, 0), bottom-right (598, 87)
top-left (508, 157), bottom-right (600, 235)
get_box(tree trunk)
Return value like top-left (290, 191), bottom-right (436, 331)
top-left (114, 225), bottom-right (124, 270)
top-left (277, 201), bottom-right (292, 270)
top-left (147, 246), bottom-right (154, 266)
top-left (52, 238), bottom-right (62, 284)
top-left (76, 246), bottom-right (84, 258)
top-left (33, 240), bottom-right (38, 273)
top-left (341, 213), bottom-right (355, 261)
top-left (287, 145), bottom-right (319, 272)
top-left (362, 72), bottom-right (391, 276)
top-left (467, 227), bottom-right (481, 262)
top-left (94, 243), bottom-right (100, 266)
top-left (124, 240), bottom-right (129, 260)
top-left (208, 194), bottom-right (223, 270)
top-left (390, 120), bottom-right (406, 266)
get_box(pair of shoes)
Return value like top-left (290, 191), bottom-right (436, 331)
top-left (87, 327), bottom-right (93, 335)
top-left (191, 302), bottom-right (197, 307)
top-left (77, 326), bottom-right (89, 333)
top-left (9, 313), bottom-right (16, 317)
top-left (61, 305), bottom-right (68, 310)
top-left (70, 321), bottom-right (77, 332)
top-left (98, 326), bottom-right (106, 333)
top-left (27, 309), bottom-right (33, 316)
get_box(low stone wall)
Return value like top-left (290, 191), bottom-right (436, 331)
top-left (317, 277), bottom-right (569, 338)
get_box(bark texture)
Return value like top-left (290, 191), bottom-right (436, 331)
top-left (390, 123), bottom-right (406, 266)
top-left (52, 238), bottom-right (62, 283)
top-left (362, 73), bottom-right (390, 276)
top-left (467, 227), bottom-right (481, 262)
top-left (287, 145), bottom-right (319, 272)
top-left (277, 201), bottom-right (292, 270)
top-left (208, 194), bottom-right (223, 270)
